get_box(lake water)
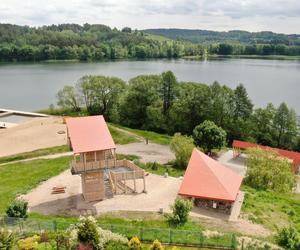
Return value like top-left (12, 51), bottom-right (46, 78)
top-left (0, 58), bottom-right (299, 113)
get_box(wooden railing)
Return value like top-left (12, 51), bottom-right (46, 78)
top-left (71, 159), bottom-right (145, 180)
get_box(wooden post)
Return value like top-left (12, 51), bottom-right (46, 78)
top-left (143, 176), bottom-right (146, 193)
top-left (124, 173), bottom-right (127, 194)
top-left (133, 171), bottom-right (136, 192)
top-left (84, 153), bottom-right (86, 172)
top-left (94, 151), bottom-right (97, 162)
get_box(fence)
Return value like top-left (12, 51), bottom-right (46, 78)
top-left (0, 217), bottom-right (236, 249)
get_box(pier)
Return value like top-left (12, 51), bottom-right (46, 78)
top-left (0, 108), bottom-right (48, 128)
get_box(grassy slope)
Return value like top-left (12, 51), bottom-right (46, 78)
top-left (110, 123), bottom-right (172, 145)
top-left (242, 186), bottom-right (300, 231)
top-left (0, 156), bottom-right (71, 213)
top-left (0, 145), bottom-right (70, 164)
top-left (108, 124), bottom-right (140, 144)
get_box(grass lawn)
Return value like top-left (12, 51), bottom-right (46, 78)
top-left (110, 123), bottom-right (172, 145)
top-left (242, 185), bottom-right (300, 231)
top-left (108, 124), bottom-right (140, 144)
top-left (0, 156), bottom-right (71, 214)
top-left (0, 145), bottom-right (70, 164)
top-left (135, 161), bottom-right (184, 177)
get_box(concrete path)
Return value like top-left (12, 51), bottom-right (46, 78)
top-left (217, 150), bottom-right (247, 176)
top-left (229, 191), bottom-right (245, 221)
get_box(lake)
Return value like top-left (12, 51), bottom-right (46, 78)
top-left (0, 58), bottom-right (299, 113)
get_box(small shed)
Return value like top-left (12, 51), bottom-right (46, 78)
top-left (179, 148), bottom-right (243, 213)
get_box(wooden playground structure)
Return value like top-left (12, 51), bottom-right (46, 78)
top-left (66, 116), bottom-right (146, 202)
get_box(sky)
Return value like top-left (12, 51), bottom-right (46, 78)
top-left (0, 0), bottom-right (300, 34)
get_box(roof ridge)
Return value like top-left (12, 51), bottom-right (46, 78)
top-left (195, 149), bottom-right (235, 200)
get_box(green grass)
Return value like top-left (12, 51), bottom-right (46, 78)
top-left (110, 123), bottom-right (172, 145)
top-left (135, 161), bottom-right (184, 177)
top-left (0, 145), bottom-right (70, 164)
top-left (0, 156), bottom-right (71, 213)
top-left (108, 124), bottom-right (139, 144)
top-left (242, 185), bottom-right (300, 231)
top-left (145, 33), bottom-right (172, 42)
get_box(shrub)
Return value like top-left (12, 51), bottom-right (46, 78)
top-left (149, 240), bottom-right (164, 250)
top-left (170, 133), bottom-right (194, 168)
top-left (17, 235), bottom-right (40, 250)
top-left (68, 216), bottom-right (128, 249)
top-left (169, 197), bottom-right (193, 226)
top-left (128, 236), bottom-right (141, 250)
top-left (245, 148), bottom-right (296, 193)
top-left (0, 229), bottom-right (15, 250)
top-left (192, 120), bottom-right (226, 154)
top-left (276, 227), bottom-right (300, 250)
top-left (6, 199), bottom-right (28, 218)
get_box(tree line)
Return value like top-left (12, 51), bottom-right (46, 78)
top-left (0, 23), bottom-right (204, 61)
top-left (56, 71), bottom-right (300, 151)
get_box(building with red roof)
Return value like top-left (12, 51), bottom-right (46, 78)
top-left (66, 115), bottom-right (146, 202)
top-left (179, 148), bottom-right (243, 213)
top-left (232, 140), bottom-right (300, 173)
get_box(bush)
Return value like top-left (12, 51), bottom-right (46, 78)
top-left (169, 197), bottom-right (193, 226)
top-left (68, 216), bottom-right (128, 249)
top-left (149, 240), bottom-right (164, 250)
top-left (128, 236), bottom-right (141, 250)
top-left (245, 148), bottom-right (296, 193)
top-left (17, 235), bottom-right (40, 250)
top-left (0, 229), bottom-right (15, 250)
top-left (170, 133), bottom-right (194, 168)
top-left (192, 120), bottom-right (226, 154)
top-left (276, 227), bottom-right (300, 250)
top-left (6, 199), bottom-right (28, 218)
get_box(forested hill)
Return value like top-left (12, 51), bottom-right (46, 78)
top-left (144, 28), bottom-right (300, 45)
top-left (0, 23), bottom-right (204, 61)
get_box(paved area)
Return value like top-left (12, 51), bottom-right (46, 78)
top-left (22, 171), bottom-right (181, 216)
top-left (117, 142), bottom-right (174, 164)
top-left (217, 150), bottom-right (247, 176)
top-left (229, 191), bottom-right (245, 221)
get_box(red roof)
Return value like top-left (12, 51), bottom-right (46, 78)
top-left (233, 140), bottom-right (300, 172)
top-left (66, 116), bottom-right (116, 154)
top-left (179, 148), bottom-right (243, 202)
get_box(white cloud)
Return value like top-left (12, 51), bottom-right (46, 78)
top-left (0, 0), bottom-right (299, 33)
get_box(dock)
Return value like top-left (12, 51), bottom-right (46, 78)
top-left (0, 108), bottom-right (48, 129)
top-left (0, 108), bottom-right (48, 118)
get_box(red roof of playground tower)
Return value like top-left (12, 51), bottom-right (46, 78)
top-left (179, 148), bottom-right (243, 202)
top-left (66, 115), bottom-right (116, 154)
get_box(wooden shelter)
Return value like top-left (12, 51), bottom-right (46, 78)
top-left (179, 148), bottom-right (243, 214)
top-left (232, 140), bottom-right (300, 174)
top-left (66, 115), bottom-right (146, 202)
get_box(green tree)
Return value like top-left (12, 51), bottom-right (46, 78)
top-left (160, 71), bottom-right (177, 114)
top-left (245, 148), bottom-right (296, 193)
top-left (170, 133), bottom-right (194, 168)
top-left (168, 82), bottom-right (210, 134)
top-left (56, 85), bottom-right (82, 111)
top-left (273, 103), bottom-right (298, 149)
top-left (193, 120), bottom-right (227, 154)
top-left (119, 75), bottom-right (160, 128)
top-left (77, 75), bottom-right (126, 118)
top-left (233, 84), bottom-right (253, 119)
top-left (251, 104), bottom-right (276, 146)
top-left (169, 197), bottom-right (193, 226)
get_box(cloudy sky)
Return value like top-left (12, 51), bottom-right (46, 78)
top-left (1, 0), bottom-right (300, 34)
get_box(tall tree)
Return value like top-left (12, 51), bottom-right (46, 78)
top-left (233, 84), bottom-right (253, 119)
top-left (160, 71), bottom-right (177, 114)
top-left (273, 103), bottom-right (298, 149)
top-left (56, 85), bottom-right (81, 111)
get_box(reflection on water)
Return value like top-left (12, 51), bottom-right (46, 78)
top-left (0, 59), bottom-right (299, 113)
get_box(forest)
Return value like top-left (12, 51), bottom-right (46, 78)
top-left (0, 23), bottom-right (204, 61)
top-left (55, 71), bottom-right (300, 151)
top-left (145, 29), bottom-right (300, 56)
top-left (1, 23), bottom-right (300, 62)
